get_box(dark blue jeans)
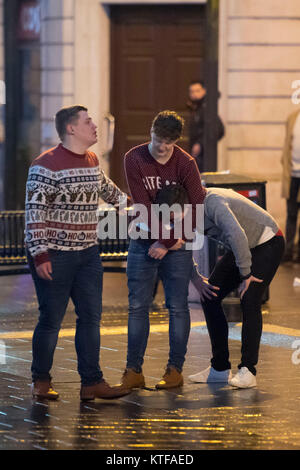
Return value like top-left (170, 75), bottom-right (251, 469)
top-left (126, 240), bottom-right (193, 373)
top-left (28, 245), bottom-right (104, 386)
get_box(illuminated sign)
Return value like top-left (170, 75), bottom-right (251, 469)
top-left (17, 1), bottom-right (41, 40)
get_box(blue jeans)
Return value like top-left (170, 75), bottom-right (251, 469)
top-left (28, 245), bottom-right (103, 386)
top-left (126, 240), bottom-right (193, 372)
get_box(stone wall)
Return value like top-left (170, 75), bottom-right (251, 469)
top-left (219, 0), bottom-right (300, 229)
top-left (2, 0), bottom-right (300, 226)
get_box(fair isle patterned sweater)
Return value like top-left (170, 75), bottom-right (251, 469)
top-left (25, 144), bottom-right (127, 267)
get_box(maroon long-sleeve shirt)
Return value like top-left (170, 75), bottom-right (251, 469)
top-left (124, 143), bottom-right (206, 248)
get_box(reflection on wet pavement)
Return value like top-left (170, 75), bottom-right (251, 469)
top-left (0, 267), bottom-right (299, 450)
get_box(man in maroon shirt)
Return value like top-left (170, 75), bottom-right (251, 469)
top-left (119, 110), bottom-right (206, 390)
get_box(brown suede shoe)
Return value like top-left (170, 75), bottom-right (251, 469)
top-left (80, 379), bottom-right (131, 401)
top-left (117, 368), bottom-right (145, 390)
top-left (155, 366), bottom-right (184, 389)
top-left (31, 380), bottom-right (59, 400)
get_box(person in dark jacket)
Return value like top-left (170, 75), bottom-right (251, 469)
top-left (187, 80), bottom-right (225, 172)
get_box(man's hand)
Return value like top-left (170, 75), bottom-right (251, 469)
top-left (191, 273), bottom-right (220, 303)
top-left (148, 242), bottom-right (168, 260)
top-left (169, 239), bottom-right (185, 251)
top-left (36, 261), bottom-right (53, 281)
top-left (239, 275), bottom-right (263, 299)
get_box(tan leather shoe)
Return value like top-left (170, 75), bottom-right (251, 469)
top-left (117, 368), bottom-right (145, 390)
top-left (31, 380), bottom-right (59, 400)
top-left (80, 379), bottom-right (131, 401)
top-left (155, 366), bottom-right (184, 389)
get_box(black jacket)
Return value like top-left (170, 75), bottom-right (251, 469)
top-left (187, 97), bottom-right (225, 155)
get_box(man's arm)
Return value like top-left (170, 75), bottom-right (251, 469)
top-left (191, 261), bottom-right (220, 302)
top-left (25, 165), bottom-right (58, 278)
top-left (207, 198), bottom-right (252, 279)
top-left (206, 198), bottom-right (265, 298)
top-left (180, 158), bottom-right (206, 241)
top-left (98, 167), bottom-right (128, 207)
top-left (124, 153), bottom-right (178, 250)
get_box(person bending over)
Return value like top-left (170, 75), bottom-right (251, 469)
top-left (154, 184), bottom-right (285, 389)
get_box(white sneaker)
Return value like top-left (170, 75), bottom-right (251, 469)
top-left (229, 367), bottom-right (257, 389)
top-left (188, 366), bottom-right (232, 383)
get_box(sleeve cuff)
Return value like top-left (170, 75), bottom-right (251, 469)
top-left (113, 193), bottom-right (129, 207)
top-left (159, 239), bottom-right (178, 249)
top-left (33, 251), bottom-right (50, 268)
top-left (240, 272), bottom-right (251, 281)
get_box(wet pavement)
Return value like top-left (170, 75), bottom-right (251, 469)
top-left (0, 263), bottom-right (299, 451)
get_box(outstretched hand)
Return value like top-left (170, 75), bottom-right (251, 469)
top-left (238, 275), bottom-right (263, 299)
top-left (169, 239), bottom-right (185, 251)
top-left (191, 272), bottom-right (220, 303)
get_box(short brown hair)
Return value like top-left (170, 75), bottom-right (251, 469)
top-left (151, 110), bottom-right (184, 141)
top-left (55, 105), bottom-right (88, 140)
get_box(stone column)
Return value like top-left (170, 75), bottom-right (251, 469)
top-left (40, 0), bottom-right (75, 152)
top-left (0, 0), bottom-right (4, 208)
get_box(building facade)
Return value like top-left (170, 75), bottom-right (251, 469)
top-left (1, 0), bottom-right (300, 231)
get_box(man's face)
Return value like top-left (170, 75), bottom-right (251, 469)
top-left (150, 131), bottom-right (177, 158)
top-left (68, 111), bottom-right (98, 147)
top-left (189, 83), bottom-right (206, 102)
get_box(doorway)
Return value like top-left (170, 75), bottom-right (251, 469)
top-left (110, 4), bottom-right (206, 190)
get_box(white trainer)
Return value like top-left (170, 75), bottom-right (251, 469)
top-left (188, 366), bottom-right (232, 383)
top-left (229, 367), bottom-right (257, 389)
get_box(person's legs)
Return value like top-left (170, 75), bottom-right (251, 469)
top-left (284, 177), bottom-right (300, 259)
top-left (239, 236), bottom-right (285, 375)
top-left (126, 240), bottom-right (160, 372)
top-left (28, 250), bottom-right (76, 383)
top-left (70, 246), bottom-right (104, 386)
top-left (159, 248), bottom-right (193, 372)
top-left (201, 251), bottom-right (241, 371)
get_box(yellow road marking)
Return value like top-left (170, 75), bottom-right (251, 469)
top-left (0, 322), bottom-right (207, 340)
top-left (236, 322), bottom-right (300, 338)
top-left (0, 321), bottom-right (299, 340)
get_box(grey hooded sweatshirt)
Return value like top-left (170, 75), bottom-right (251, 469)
top-left (203, 187), bottom-right (279, 278)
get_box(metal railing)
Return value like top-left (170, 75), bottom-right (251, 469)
top-left (0, 210), bottom-right (131, 275)
top-left (0, 211), bottom-right (27, 265)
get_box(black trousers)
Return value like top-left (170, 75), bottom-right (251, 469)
top-left (202, 235), bottom-right (285, 375)
top-left (285, 176), bottom-right (300, 256)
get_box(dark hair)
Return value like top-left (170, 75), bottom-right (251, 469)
top-left (189, 80), bottom-right (205, 88)
top-left (154, 184), bottom-right (189, 209)
top-left (55, 105), bottom-right (88, 140)
top-left (151, 110), bottom-right (184, 141)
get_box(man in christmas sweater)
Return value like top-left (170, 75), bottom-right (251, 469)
top-left (25, 105), bottom-right (130, 401)
top-left (118, 110), bottom-right (206, 391)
